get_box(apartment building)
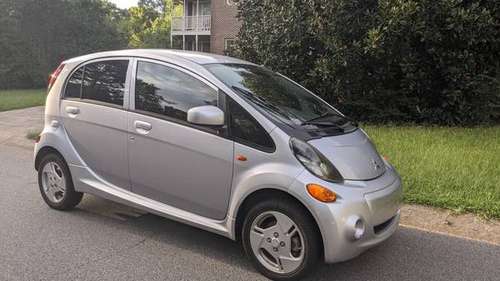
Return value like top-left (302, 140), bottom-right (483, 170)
top-left (171, 0), bottom-right (240, 55)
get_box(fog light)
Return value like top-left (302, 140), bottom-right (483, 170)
top-left (346, 215), bottom-right (365, 240)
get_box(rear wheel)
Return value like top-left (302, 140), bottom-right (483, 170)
top-left (242, 198), bottom-right (321, 281)
top-left (38, 153), bottom-right (83, 210)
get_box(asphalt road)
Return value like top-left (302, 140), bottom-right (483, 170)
top-left (0, 142), bottom-right (499, 281)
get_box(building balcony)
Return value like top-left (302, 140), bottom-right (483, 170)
top-left (172, 15), bottom-right (211, 35)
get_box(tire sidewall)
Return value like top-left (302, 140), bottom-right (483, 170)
top-left (242, 198), bottom-right (320, 281)
top-left (38, 153), bottom-right (80, 210)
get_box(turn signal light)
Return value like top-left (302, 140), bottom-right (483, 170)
top-left (236, 154), bottom-right (247, 161)
top-left (306, 184), bottom-right (337, 203)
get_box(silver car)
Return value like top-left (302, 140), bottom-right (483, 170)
top-left (35, 49), bottom-right (402, 281)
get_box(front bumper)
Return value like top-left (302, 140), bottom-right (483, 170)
top-left (289, 165), bottom-right (402, 263)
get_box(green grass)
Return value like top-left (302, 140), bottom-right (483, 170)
top-left (26, 130), bottom-right (41, 140)
top-left (364, 125), bottom-right (500, 219)
top-left (0, 89), bottom-right (46, 112)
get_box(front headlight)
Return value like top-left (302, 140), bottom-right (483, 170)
top-left (290, 138), bottom-right (343, 182)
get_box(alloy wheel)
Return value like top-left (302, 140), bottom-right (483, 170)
top-left (41, 161), bottom-right (66, 203)
top-left (249, 211), bottom-right (305, 274)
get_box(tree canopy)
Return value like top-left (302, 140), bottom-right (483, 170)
top-left (0, 0), bottom-right (180, 89)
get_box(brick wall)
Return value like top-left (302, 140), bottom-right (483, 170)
top-left (210, 0), bottom-right (241, 55)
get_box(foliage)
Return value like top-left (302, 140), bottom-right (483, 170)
top-left (0, 0), bottom-right (182, 89)
top-left (236, 0), bottom-right (500, 125)
top-left (123, 0), bottom-right (182, 48)
top-left (0, 0), bottom-right (127, 89)
top-left (26, 129), bottom-right (42, 141)
top-left (365, 125), bottom-right (500, 219)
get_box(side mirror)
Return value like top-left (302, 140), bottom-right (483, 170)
top-left (187, 105), bottom-right (224, 126)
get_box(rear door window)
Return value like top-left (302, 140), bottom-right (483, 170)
top-left (64, 60), bottom-right (129, 107)
top-left (81, 60), bottom-right (129, 106)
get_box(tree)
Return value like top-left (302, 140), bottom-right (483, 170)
top-left (122, 0), bottom-right (181, 48)
top-left (236, 0), bottom-right (500, 125)
top-left (0, 0), bottom-right (127, 89)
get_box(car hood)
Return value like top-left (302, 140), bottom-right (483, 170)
top-left (307, 129), bottom-right (386, 181)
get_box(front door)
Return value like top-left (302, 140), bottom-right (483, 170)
top-left (60, 59), bottom-right (131, 189)
top-left (127, 59), bottom-right (234, 220)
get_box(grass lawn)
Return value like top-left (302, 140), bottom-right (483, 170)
top-left (0, 89), bottom-right (46, 112)
top-left (364, 125), bottom-right (500, 219)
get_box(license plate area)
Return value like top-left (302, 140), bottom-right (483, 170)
top-left (364, 182), bottom-right (402, 225)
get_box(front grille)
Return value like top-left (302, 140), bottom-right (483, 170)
top-left (374, 215), bottom-right (396, 234)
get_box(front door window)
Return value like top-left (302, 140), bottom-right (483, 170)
top-left (135, 61), bottom-right (218, 123)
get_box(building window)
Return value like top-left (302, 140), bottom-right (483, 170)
top-left (224, 38), bottom-right (237, 54)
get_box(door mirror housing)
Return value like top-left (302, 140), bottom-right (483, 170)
top-left (187, 105), bottom-right (224, 126)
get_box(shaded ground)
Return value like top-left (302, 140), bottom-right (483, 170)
top-left (0, 106), bottom-right (44, 149)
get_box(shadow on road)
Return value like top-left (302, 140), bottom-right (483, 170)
top-left (70, 195), bottom-right (500, 281)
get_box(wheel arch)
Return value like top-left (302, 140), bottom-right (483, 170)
top-left (35, 146), bottom-right (65, 171)
top-left (233, 188), bottom-right (325, 258)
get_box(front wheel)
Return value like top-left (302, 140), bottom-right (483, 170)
top-left (241, 198), bottom-right (321, 281)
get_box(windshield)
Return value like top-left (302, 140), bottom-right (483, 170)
top-left (204, 63), bottom-right (355, 131)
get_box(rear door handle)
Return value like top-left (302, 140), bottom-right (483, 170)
top-left (65, 106), bottom-right (80, 115)
top-left (134, 120), bottom-right (152, 134)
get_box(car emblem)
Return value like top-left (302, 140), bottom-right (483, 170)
top-left (370, 158), bottom-right (382, 171)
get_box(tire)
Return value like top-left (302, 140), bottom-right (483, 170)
top-left (37, 153), bottom-right (83, 210)
top-left (241, 197), bottom-right (321, 281)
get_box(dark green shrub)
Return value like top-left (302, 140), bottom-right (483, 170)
top-left (0, 0), bottom-right (127, 89)
top-left (236, 0), bottom-right (500, 125)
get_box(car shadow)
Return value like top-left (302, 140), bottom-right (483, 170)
top-left (71, 195), bottom-right (499, 281)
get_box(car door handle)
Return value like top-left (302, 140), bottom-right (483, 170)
top-left (134, 120), bottom-right (152, 134)
top-left (65, 106), bottom-right (80, 115)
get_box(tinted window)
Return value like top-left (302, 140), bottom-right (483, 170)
top-left (205, 63), bottom-right (356, 132)
top-left (228, 98), bottom-right (274, 151)
top-left (81, 60), bottom-right (128, 106)
top-left (135, 61), bottom-right (218, 122)
top-left (65, 67), bottom-right (84, 98)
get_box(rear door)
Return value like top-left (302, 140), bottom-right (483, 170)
top-left (127, 59), bottom-right (234, 220)
top-left (61, 58), bottom-right (132, 189)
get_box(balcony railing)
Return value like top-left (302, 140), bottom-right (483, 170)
top-left (172, 15), bottom-right (211, 33)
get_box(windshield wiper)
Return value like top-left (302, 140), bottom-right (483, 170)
top-left (231, 86), bottom-right (294, 120)
top-left (302, 112), bottom-right (339, 125)
top-left (302, 121), bottom-right (345, 131)
top-left (302, 112), bottom-right (358, 128)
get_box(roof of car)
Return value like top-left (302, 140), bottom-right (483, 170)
top-left (64, 49), bottom-right (253, 66)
